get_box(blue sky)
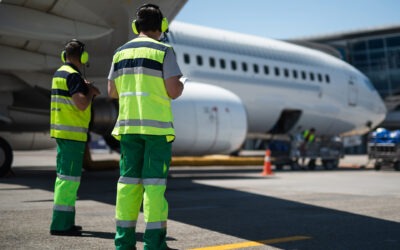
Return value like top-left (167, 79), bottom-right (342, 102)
top-left (174, 0), bottom-right (400, 39)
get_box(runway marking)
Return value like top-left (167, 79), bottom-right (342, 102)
top-left (189, 235), bottom-right (311, 250)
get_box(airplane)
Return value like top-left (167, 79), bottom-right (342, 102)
top-left (0, 0), bottom-right (387, 176)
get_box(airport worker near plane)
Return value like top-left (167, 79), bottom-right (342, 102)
top-left (49, 39), bottom-right (100, 236)
top-left (299, 128), bottom-right (316, 166)
top-left (107, 3), bottom-right (184, 250)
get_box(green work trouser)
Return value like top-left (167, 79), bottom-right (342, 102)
top-left (115, 134), bottom-right (172, 250)
top-left (50, 139), bottom-right (85, 231)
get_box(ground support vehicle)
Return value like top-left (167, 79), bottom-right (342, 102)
top-left (269, 137), bottom-right (343, 170)
top-left (368, 142), bottom-right (400, 171)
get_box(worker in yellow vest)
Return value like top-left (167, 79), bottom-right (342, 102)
top-left (50, 39), bottom-right (100, 236)
top-left (108, 4), bottom-right (184, 250)
top-left (300, 128), bottom-right (316, 166)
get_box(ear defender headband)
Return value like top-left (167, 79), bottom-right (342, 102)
top-left (61, 39), bottom-right (89, 64)
top-left (132, 4), bottom-right (169, 35)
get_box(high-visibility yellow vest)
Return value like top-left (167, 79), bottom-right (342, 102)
top-left (303, 130), bottom-right (315, 143)
top-left (50, 64), bottom-right (91, 142)
top-left (111, 37), bottom-right (175, 139)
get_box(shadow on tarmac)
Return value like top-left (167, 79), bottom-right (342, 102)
top-left (2, 166), bottom-right (400, 250)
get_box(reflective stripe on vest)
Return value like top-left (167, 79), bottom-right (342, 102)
top-left (303, 130), bottom-right (315, 142)
top-left (115, 119), bottom-right (173, 130)
top-left (50, 64), bottom-right (90, 142)
top-left (111, 37), bottom-right (175, 138)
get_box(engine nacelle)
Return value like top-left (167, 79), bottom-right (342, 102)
top-left (172, 82), bottom-right (248, 156)
top-left (91, 82), bottom-right (248, 156)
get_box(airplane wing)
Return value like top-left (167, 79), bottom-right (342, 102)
top-left (0, 0), bottom-right (188, 127)
top-left (0, 0), bottom-right (190, 175)
top-left (0, 0), bottom-right (188, 86)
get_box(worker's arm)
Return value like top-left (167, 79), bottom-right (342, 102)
top-left (165, 76), bottom-right (184, 99)
top-left (72, 84), bottom-right (100, 111)
top-left (108, 79), bottom-right (119, 99)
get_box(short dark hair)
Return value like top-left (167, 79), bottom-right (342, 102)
top-left (135, 4), bottom-right (163, 33)
top-left (65, 40), bottom-right (84, 60)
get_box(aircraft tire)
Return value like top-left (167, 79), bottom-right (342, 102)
top-left (0, 137), bottom-right (13, 177)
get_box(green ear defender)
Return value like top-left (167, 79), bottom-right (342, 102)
top-left (161, 17), bottom-right (169, 33)
top-left (80, 51), bottom-right (89, 64)
top-left (61, 50), bottom-right (66, 63)
top-left (132, 20), bottom-right (139, 35)
top-left (61, 40), bottom-right (89, 64)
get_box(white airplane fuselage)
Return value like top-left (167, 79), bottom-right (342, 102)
top-left (168, 22), bottom-right (386, 137)
top-left (0, 0), bottom-right (388, 170)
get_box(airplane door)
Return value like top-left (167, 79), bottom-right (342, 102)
top-left (348, 75), bottom-right (358, 106)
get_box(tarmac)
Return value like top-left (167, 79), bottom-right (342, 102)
top-left (1, 150), bottom-right (399, 250)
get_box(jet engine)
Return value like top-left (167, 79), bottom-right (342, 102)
top-left (91, 82), bottom-right (248, 156)
top-left (172, 82), bottom-right (248, 156)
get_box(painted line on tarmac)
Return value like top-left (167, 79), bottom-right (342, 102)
top-left (189, 235), bottom-right (311, 250)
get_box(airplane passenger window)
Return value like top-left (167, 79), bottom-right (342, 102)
top-left (325, 74), bottom-right (330, 83)
top-left (253, 64), bottom-right (259, 73)
top-left (318, 73), bottom-right (323, 82)
top-left (274, 67), bottom-right (280, 76)
top-left (301, 71), bottom-right (306, 80)
top-left (293, 70), bottom-right (298, 79)
top-left (183, 53), bottom-right (190, 64)
top-left (242, 62), bottom-right (248, 72)
top-left (209, 57), bottom-right (216, 68)
top-left (264, 65), bottom-right (269, 75)
top-left (196, 55), bottom-right (203, 66)
top-left (220, 59), bottom-right (226, 69)
top-left (310, 72), bottom-right (315, 81)
top-left (284, 68), bottom-right (289, 77)
top-left (231, 60), bottom-right (237, 71)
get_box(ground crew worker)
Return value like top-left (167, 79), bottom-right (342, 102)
top-left (300, 128), bottom-right (316, 166)
top-left (50, 39), bottom-right (100, 236)
top-left (108, 3), bottom-right (184, 249)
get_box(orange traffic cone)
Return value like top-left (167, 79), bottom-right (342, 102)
top-left (261, 149), bottom-right (273, 176)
